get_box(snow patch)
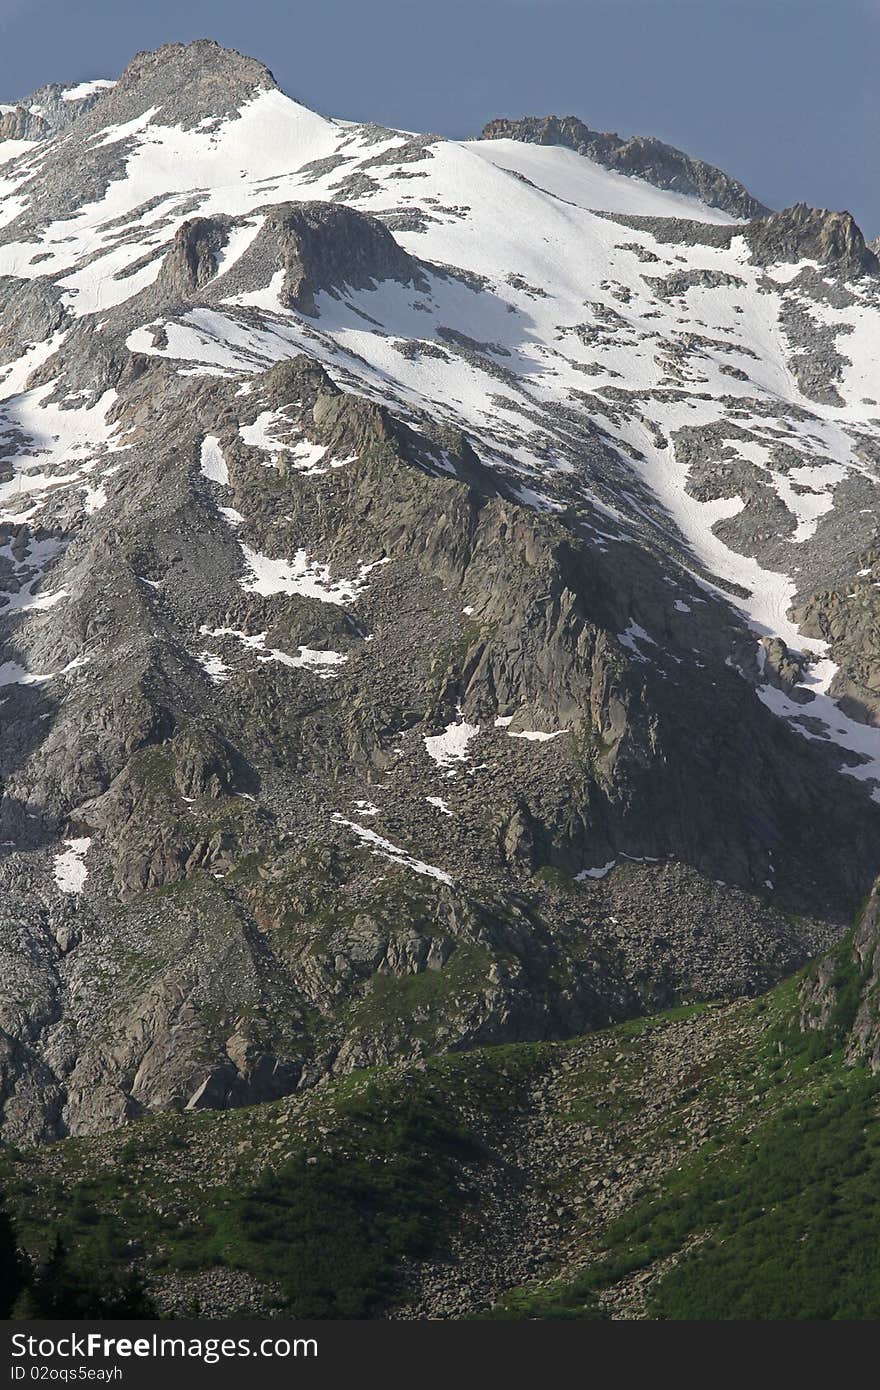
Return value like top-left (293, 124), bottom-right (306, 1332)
top-left (198, 651), bottom-right (230, 684)
top-left (214, 216), bottom-right (265, 278)
top-left (424, 709), bottom-right (480, 769)
top-left (507, 728), bottom-right (567, 743)
top-left (240, 411), bottom-right (329, 475)
top-left (576, 860), bottom-right (616, 881)
top-left (53, 837), bottom-right (91, 894)
top-left (82, 484), bottom-right (107, 513)
top-left (62, 79), bottom-right (116, 102)
top-left (239, 545), bottom-right (374, 605)
top-left (199, 434), bottom-right (229, 485)
top-left (199, 625), bottom-right (347, 679)
top-left (332, 815), bottom-right (453, 884)
top-left (617, 621), bottom-right (657, 661)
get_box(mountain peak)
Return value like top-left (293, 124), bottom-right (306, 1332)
top-left (81, 39), bottom-right (280, 134)
top-left (119, 38), bottom-right (277, 95)
top-left (0, 41), bottom-right (279, 149)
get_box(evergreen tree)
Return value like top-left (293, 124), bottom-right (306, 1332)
top-left (29, 1234), bottom-right (156, 1319)
top-left (0, 1198), bottom-right (24, 1317)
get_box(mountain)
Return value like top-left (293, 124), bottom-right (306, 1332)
top-left (0, 38), bottom-right (878, 1316)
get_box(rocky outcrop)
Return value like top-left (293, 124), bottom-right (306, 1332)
top-left (584, 203), bottom-right (878, 281)
top-left (480, 114), bottom-right (768, 219)
top-left (848, 884), bottom-right (880, 1068)
top-left (744, 203), bottom-right (878, 277)
top-left (759, 637), bottom-right (804, 693)
top-left (0, 277), bottom-right (69, 362)
top-left (154, 218), bottom-right (233, 299)
top-left (147, 202), bottom-right (427, 315)
top-left (171, 724), bottom-right (251, 800)
top-left (0, 81), bottom-right (113, 142)
top-left (247, 202), bottom-right (426, 315)
top-left (800, 876), bottom-right (880, 1069)
top-left (791, 562), bottom-right (880, 724)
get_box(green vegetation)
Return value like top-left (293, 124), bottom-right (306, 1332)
top-left (483, 1282), bottom-right (606, 1320)
top-left (0, 1085), bottom-right (484, 1320)
top-left (532, 865), bottom-right (581, 893)
top-left (0, 1207), bottom-right (154, 1320)
top-left (0, 1197), bottom-right (24, 1317)
top-left (490, 944), bottom-right (880, 1320)
top-left (231, 1091), bottom-right (482, 1317)
top-left (18, 1236), bottom-right (157, 1319)
top-left (3, 933), bottom-right (880, 1322)
top-left (338, 942), bottom-right (494, 1046)
top-left (646, 1072), bottom-right (880, 1318)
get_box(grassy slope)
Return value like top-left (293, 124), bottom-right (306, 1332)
top-left (1, 940), bottom-right (878, 1319)
top-left (0, 1045), bottom-right (546, 1318)
top-left (492, 945), bottom-right (880, 1319)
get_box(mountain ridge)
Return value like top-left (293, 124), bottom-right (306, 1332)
top-left (480, 113), bottom-right (770, 220)
top-left (0, 37), bottom-right (876, 1159)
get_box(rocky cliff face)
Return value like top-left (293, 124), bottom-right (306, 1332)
top-left (744, 203), bottom-right (878, 278)
top-left (0, 41), bottom-right (878, 1144)
top-left (801, 876), bottom-right (880, 1068)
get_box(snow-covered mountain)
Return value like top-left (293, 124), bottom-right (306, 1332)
top-left (0, 39), bottom-right (878, 1142)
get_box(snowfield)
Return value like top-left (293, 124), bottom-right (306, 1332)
top-left (0, 56), bottom-right (878, 803)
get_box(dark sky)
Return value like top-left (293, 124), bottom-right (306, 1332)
top-left (1, 0), bottom-right (877, 235)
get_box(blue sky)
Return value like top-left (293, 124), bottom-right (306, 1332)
top-left (1, 0), bottom-right (876, 234)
